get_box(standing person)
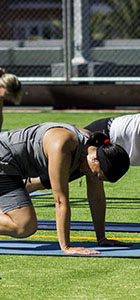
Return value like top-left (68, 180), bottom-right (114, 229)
top-left (84, 113), bottom-right (140, 166)
top-left (0, 68), bottom-right (22, 131)
top-left (9, 122), bottom-right (130, 255)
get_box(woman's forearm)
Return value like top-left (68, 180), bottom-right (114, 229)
top-left (55, 196), bottom-right (71, 251)
top-left (86, 176), bottom-right (106, 241)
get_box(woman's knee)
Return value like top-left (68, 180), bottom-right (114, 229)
top-left (7, 205), bottom-right (38, 238)
top-left (16, 218), bottom-right (38, 238)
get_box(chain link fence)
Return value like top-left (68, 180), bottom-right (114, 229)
top-left (0, 0), bottom-right (140, 82)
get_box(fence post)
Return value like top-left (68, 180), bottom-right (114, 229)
top-left (62, 0), bottom-right (72, 81)
top-left (72, 0), bottom-right (90, 64)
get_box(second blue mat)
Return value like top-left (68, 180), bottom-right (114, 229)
top-left (38, 220), bottom-right (140, 233)
top-left (0, 241), bottom-right (139, 257)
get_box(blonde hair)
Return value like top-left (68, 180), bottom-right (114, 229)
top-left (0, 68), bottom-right (22, 105)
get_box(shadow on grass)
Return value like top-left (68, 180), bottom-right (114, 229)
top-left (32, 197), bottom-right (88, 208)
top-left (32, 196), bottom-right (140, 209)
top-left (106, 197), bottom-right (140, 209)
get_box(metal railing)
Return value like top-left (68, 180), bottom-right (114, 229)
top-left (0, 0), bottom-right (140, 83)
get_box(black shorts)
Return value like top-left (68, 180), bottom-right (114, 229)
top-left (0, 174), bottom-right (32, 213)
top-left (84, 117), bottom-right (113, 136)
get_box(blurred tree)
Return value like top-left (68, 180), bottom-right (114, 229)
top-left (90, 0), bottom-right (140, 40)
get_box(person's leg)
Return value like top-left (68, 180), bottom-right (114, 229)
top-left (0, 205), bottom-right (37, 238)
top-left (84, 118), bottom-right (112, 136)
top-left (0, 174), bottom-right (37, 238)
top-left (25, 177), bottom-right (45, 193)
top-left (25, 175), bottom-right (52, 193)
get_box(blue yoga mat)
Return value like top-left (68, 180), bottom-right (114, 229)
top-left (30, 192), bottom-right (52, 197)
top-left (0, 241), bottom-right (139, 257)
top-left (1, 128), bottom-right (8, 132)
top-left (37, 220), bottom-right (140, 233)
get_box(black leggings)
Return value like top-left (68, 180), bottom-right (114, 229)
top-left (84, 117), bottom-right (113, 137)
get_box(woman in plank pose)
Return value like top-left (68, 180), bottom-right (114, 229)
top-left (6, 122), bottom-right (130, 254)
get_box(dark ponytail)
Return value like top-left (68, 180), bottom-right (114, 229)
top-left (87, 131), bottom-right (130, 183)
top-left (87, 131), bottom-right (109, 147)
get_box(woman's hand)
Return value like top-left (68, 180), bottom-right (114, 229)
top-left (98, 238), bottom-right (132, 247)
top-left (63, 246), bottom-right (100, 255)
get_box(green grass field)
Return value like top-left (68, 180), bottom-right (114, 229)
top-left (1, 110), bottom-right (140, 300)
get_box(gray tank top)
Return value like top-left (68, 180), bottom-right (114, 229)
top-left (0, 123), bottom-right (89, 181)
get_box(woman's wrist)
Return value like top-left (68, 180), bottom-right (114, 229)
top-left (98, 237), bottom-right (107, 246)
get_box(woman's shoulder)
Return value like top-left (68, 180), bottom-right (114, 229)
top-left (43, 127), bottom-right (77, 154)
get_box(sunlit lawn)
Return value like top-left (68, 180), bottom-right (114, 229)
top-left (0, 110), bottom-right (140, 300)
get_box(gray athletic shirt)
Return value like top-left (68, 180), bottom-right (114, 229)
top-left (0, 122), bottom-right (89, 181)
